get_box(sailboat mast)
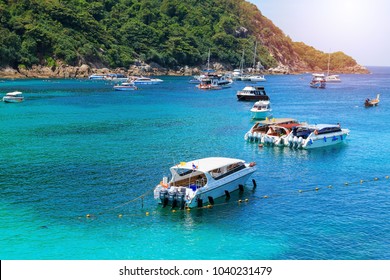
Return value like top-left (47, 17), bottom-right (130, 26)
top-left (207, 49), bottom-right (211, 71)
top-left (253, 41), bottom-right (257, 72)
top-left (240, 49), bottom-right (245, 73)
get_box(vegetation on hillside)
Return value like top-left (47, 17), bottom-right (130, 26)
top-left (0, 0), bottom-right (361, 72)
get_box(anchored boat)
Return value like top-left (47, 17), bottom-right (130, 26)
top-left (365, 94), bottom-right (380, 107)
top-left (237, 86), bottom-right (269, 101)
top-left (287, 124), bottom-right (350, 149)
top-left (153, 157), bottom-right (256, 209)
top-left (244, 118), bottom-right (300, 142)
top-left (2, 91), bottom-right (24, 103)
top-left (250, 100), bottom-right (272, 120)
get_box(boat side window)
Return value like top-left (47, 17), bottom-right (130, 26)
top-left (210, 163), bottom-right (246, 180)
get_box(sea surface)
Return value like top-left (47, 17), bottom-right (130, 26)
top-left (1, 67), bottom-right (389, 260)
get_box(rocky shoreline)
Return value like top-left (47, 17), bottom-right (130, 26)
top-left (0, 62), bottom-right (369, 79)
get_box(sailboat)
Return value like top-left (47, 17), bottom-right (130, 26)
top-left (196, 49), bottom-right (233, 90)
top-left (325, 53), bottom-right (341, 83)
top-left (248, 41), bottom-right (266, 82)
top-left (232, 50), bottom-right (250, 81)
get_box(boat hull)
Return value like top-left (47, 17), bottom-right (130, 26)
top-left (301, 132), bottom-right (349, 149)
top-left (250, 110), bottom-right (272, 120)
top-left (186, 168), bottom-right (256, 208)
top-left (3, 97), bottom-right (24, 103)
top-left (237, 95), bottom-right (269, 101)
top-left (114, 86), bottom-right (137, 91)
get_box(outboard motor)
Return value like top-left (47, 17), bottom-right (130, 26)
top-left (159, 189), bottom-right (168, 207)
top-left (168, 189), bottom-right (177, 206)
top-left (176, 187), bottom-right (187, 210)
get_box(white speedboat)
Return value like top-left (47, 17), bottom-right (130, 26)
top-left (88, 74), bottom-right (106, 80)
top-left (113, 82), bottom-right (137, 91)
top-left (287, 124), bottom-right (349, 149)
top-left (237, 86), bottom-right (269, 101)
top-left (310, 73), bottom-right (326, 89)
top-left (2, 91), bottom-right (24, 103)
top-left (153, 157), bottom-right (256, 209)
top-left (244, 118), bottom-right (299, 142)
top-left (105, 73), bottom-right (128, 82)
top-left (248, 75), bottom-right (266, 82)
top-left (131, 76), bottom-right (163, 85)
top-left (250, 100), bottom-right (272, 120)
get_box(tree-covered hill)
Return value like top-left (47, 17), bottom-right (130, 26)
top-left (0, 0), bottom-right (366, 73)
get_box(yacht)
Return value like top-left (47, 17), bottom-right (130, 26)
top-left (131, 76), bottom-right (163, 85)
top-left (153, 157), bottom-right (256, 209)
top-left (237, 86), bottom-right (269, 101)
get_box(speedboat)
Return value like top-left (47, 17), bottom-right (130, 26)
top-left (364, 94), bottom-right (380, 107)
top-left (262, 121), bottom-right (302, 146)
top-left (88, 74), bottom-right (106, 80)
top-left (2, 91), bottom-right (24, 103)
top-left (250, 100), bottom-right (272, 120)
top-left (105, 73), bottom-right (128, 82)
top-left (248, 75), bottom-right (266, 82)
top-left (244, 118), bottom-right (298, 142)
top-left (237, 86), bottom-right (269, 101)
top-left (325, 74), bottom-right (341, 83)
top-left (153, 157), bottom-right (256, 209)
top-left (113, 82), bottom-right (137, 91)
top-left (310, 73), bottom-right (326, 89)
top-left (131, 76), bottom-right (163, 85)
top-left (287, 124), bottom-right (350, 149)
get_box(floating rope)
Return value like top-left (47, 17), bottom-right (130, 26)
top-left (83, 175), bottom-right (389, 219)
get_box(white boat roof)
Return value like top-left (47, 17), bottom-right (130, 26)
top-left (257, 118), bottom-right (297, 125)
top-left (6, 91), bottom-right (23, 96)
top-left (172, 157), bottom-right (245, 172)
top-left (242, 86), bottom-right (255, 90)
top-left (308, 124), bottom-right (340, 130)
top-left (312, 73), bottom-right (325, 77)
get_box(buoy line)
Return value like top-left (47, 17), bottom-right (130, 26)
top-left (82, 175), bottom-right (389, 220)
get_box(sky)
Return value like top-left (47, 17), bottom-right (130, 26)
top-left (251, 0), bottom-right (390, 66)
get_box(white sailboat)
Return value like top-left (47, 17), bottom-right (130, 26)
top-left (325, 53), bottom-right (341, 83)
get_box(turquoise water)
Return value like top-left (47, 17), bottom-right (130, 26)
top-left (1, 67), bottom-right (389, 260)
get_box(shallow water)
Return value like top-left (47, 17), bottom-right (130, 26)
top-left (1, 67), bottom-right (389, 259)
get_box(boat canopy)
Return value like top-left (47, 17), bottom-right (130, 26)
top-left (308, 124), bottom-right (342, 134)
top-left (6, 91), bottom-right (23, 96)
top-left (257, 118), bottom-right (297, 126)
top-left (171, 157), bottom-right (245, 174)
